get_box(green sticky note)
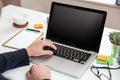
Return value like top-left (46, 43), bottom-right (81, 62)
top-left (96, 56), bottom-right (113, 65)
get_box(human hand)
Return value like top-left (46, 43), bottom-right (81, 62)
top-left (26, 64), bottom-right (51, 80)
top-left (26, 40), bottom-right (57, 57)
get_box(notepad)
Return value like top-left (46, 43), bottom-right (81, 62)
top-left (34, 24), bottom-right (43, 29)
top-left (3, 29), bottom-right (43, 49)
top-left (97, 55), bottom-right (107, 62)
top-left (96, 56), bottom-right (113, 65)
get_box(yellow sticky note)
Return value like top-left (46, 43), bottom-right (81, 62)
top-left (34, 24), bottom-right (43, 29)
top-left (97, 55), bottom-right (107, 62)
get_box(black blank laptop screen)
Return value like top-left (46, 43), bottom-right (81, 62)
top-left (47, 2), bottom-right (107, 52)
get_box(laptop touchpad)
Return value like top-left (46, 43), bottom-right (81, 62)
top-left (30, 55), bottom-right (66, 68)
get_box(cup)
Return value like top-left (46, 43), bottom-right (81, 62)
top-left (111, 44), bottom-right (120, 59)
top-left (12, 13), bottom-right (27, 25)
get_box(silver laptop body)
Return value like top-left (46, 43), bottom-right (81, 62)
top-left (30, 2), bottom-right (107, 79)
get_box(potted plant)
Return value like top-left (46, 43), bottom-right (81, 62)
top-left (109, 31), bottom-right (120, 64)
top-left (109, 31), bottom-right (120, 46)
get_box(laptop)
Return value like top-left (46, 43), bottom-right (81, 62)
top-left (30, 2), bottom-right (107, 79)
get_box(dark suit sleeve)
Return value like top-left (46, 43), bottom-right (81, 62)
top-left (0, 48), bottom-right (29, 73)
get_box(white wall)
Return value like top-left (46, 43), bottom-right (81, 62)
top-left (20, 0), bottom-right (52, 13)
top-left (21, 0), bottom-right (120, 29)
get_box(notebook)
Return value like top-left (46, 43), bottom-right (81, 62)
top-left (30, 2), bottom-right (107, 78)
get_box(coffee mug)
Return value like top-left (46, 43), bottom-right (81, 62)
top-left (12, 13), bottom-right (27, 25)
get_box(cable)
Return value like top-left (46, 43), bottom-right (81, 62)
top-left (91, 66), bottom-right (120, 70)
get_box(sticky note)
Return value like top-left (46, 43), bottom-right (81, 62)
top-left (34, 24), bottom-right (43, 29)
top-left (96, 56), bottom-right (113, 65)
top-left (97, 55), bottom-right (107, 62)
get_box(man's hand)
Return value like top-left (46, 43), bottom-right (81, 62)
top-left (26, 40), bottom-right (57, 57)
top-left (26, 64), bottom-right (51, 80)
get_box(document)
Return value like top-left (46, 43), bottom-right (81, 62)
top-left (3, 28), bottom-right (43, 49)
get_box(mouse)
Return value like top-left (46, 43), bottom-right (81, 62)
top-left (43, 46), bottom-right (56, 52)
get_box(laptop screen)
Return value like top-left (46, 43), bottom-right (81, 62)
top-left (47, 2), bottom-right (107, 52)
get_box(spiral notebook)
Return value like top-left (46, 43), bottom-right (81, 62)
top-left (3, 29), bottom-right (43, 49)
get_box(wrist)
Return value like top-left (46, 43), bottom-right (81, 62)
top-left (26, 47), bottom-right (32, 57)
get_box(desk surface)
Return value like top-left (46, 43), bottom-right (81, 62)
top-left (0, 5), bottom-right (120, 80)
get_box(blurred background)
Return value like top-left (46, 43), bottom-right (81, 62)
top-left (2, 0), bottom-right (120, 30)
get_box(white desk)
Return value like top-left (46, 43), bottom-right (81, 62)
top-left (0, 5), bottom-right (120, 80)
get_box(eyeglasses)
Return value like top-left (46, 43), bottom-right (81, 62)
top-left (90, 62), bottom-right (112, 80)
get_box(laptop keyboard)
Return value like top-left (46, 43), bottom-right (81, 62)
top-left (53, 43), bottom-right (92, 64)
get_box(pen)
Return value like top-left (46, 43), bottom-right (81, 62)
top-left (26, 28), bottom-right (40, 33)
